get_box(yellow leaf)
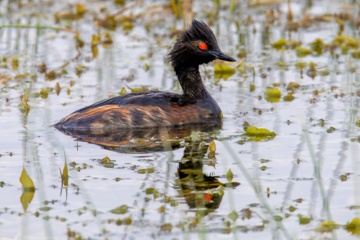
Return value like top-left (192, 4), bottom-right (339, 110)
top-left (55, 82), bottom-right (61, 95)
top-left (296, 47), bottom-right (312, 58)
top-left (92, 45), bottom-right (98, 58)
top-left (241, 126), bottom-right (276, 142)
top-left (208, 140), bottom-right (216, 153)
top-left (11, 57), bottom-right (19, 70)
top-left (40, 89), bottom-right (49, 99)
top-left (20, 166), bottom-right (35, 212)
top-left (226, 169), bottom-right (233, 182)
top-left (346, 218), bottom-right (360, 235)
top-left (295, 62), bottom-right (307, 69)
top-left (264, 88), bottom-right (281, 103)
top-left (271, 38), bottom-right (287, 50)
top-left (75, 3), bottom-right (87, 17)
top-left (286, 82), bottom-right (300, 90)
top-left (119, 87), bottom-right (127, 95)
top-left (62, 160), bottom-right (69, 186)
top-left (91, 34), bottom-right (99, 46)
top-left (244, 126), bottom-right (276, 137)
top-left (20, 166), bottom-right (35, 190)
top-left (20, 191), bottom-right (35, 212)
top-left (18, 101), bottom-right (30, 114)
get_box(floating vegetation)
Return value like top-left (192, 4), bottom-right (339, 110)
top-left (242, 126), bottom-right (276, 142)
top-left (264, 88), bottom-right (281, 102)
top-left (296, 47), bottom-right (313, 58)
top-left (1, 0), bottom-right (360, 239)
top-left (345, 218), bottom-right (360, 235)
top-left (99, 156), bottom-right (115, 168)
top-left (286, 82), bottom-right (300, 91)
top-left (20, 166), bottom-right (35, 212)
top-left (110, 205), bottom-right (129, 214)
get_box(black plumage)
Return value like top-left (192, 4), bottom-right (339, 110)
top-left (55, 19), bottom-right (235, 130)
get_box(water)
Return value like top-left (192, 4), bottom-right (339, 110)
top-left (1, 0), bottom-right (360, 239)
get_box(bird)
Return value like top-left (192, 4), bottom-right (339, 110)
top-left (55, 19), bottom-right (235, 131)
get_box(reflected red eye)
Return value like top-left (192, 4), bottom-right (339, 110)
top-left (199, 42), bottom-right (208, 50)
top-left (204, 193), bottom-right (212, 202)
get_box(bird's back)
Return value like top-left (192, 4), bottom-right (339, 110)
top-left (55, 91), bottom-right (221, 131)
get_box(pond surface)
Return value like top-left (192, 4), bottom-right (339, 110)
top-left (1, 0), bottom-right (360, 239)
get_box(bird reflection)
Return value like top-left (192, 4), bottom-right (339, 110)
top-left (56, 125), bottom-right (240, 214)
top-left (177, 138), bottom-right (240, 216)
top-left (56, 124), bottom-right (219, 153)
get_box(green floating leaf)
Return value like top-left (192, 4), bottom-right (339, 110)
top-left (341, 45), bottom-right (349, 55)
top-left (296, 47), bottom-right (312, 57)
top-left (315, 220), bottom-right (338, 233)
top-left (319, 69), bottom-right (330, 76)
top-left (129, 86), bottom-right (149, 92)
top-left (40, 89), bottom-right (49, 99)
top-left (356, 120), bottom-right (360, 127)
top-left (351, 50), bottom-right (360, 59)
top-left (110, 204), bottom-right (128, 214)
top-left (11, 57), bottom-right (19, 70)
top-left (277, 62), bottom-right (287, 68)
top-left (40, 206), bottom-right (52, 212)
top-left (99, 156), bottom-right (114, 168)
top-left (283, 94), bottom-right (295, 102)
top-left (160, 223), bottom-right (172, 232)
top-left (226, 169), bottom-right (233, 182)
top-left (122, 21), bottom-right (134, 31)
top-left (244, 126), bottom-right (276, 137)
top-left (249, 84), bottom-right (255, 92)
top-left (101, 16), bottom-right (117, 30)
top-left (144, 63), bottom-right (150, 72)
top-left (228, 210), bottom-right (239, 222)
top-left (75, 3), bottom-right (87, 18)
top-left (61, 160), bottom-right (69, 186)
top-left (18, 101), bottom-right (30, 114)
top-left (242, 126), bottom-right (276, 142)
top-left (214, 64), bottom-right (235, 80)
top-left (119, 87), bottom-right (127, 95)
top-left (75, 65), bottom-right (89, 77)
top-left (271, 38), bottom-right (287, 50)
top-left (123, 216), bottom-right (132, 225)
top-left (334, 35), bottom-right (359, 49)
top-left (309, 38), bottom-right (324, 55)
top-left (346, 218), bottom-right (360, 235)
top-left (327, 126), bottom-right (336, 133)
top-left (45, 70), bottom-right (62, 81)
top-left (299, 215), bottom-right (311, 225)
top-left (289, 205), bottom-right (296, 212)
top-left (264, 88), bottom-right (281, 103)
top-left (295, 62), bottom-right (307, 69)
top-left (286, 82), bottom-right (300, 90)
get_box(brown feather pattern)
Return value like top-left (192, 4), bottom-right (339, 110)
top-left (56, 104), bottom-right (214, 130)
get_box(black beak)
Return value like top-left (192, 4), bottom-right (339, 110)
top-left (209, 50), bottom-right (236, 62)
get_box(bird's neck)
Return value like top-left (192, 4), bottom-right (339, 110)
top-left (176, 66), bottom-right (209, 100)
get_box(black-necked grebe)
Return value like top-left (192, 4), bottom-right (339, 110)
top-left (55, 20), bottom-right (235, 130)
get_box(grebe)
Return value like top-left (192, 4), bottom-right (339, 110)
top-left (55, 20), bottom-right (235, 130)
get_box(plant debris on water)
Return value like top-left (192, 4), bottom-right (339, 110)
top-left (1, 0), bottom-right (360, 239)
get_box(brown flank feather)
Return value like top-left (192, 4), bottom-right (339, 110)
top-left (57, 104), bottom-right (212, 130)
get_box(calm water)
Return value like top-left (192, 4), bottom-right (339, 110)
top-left (1, 0), bottom-right (360, 239)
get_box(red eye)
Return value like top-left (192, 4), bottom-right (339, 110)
top-left (204, 193), bottom-right (212, 202)
top-left (199, 42), bottom-right (207, 50)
